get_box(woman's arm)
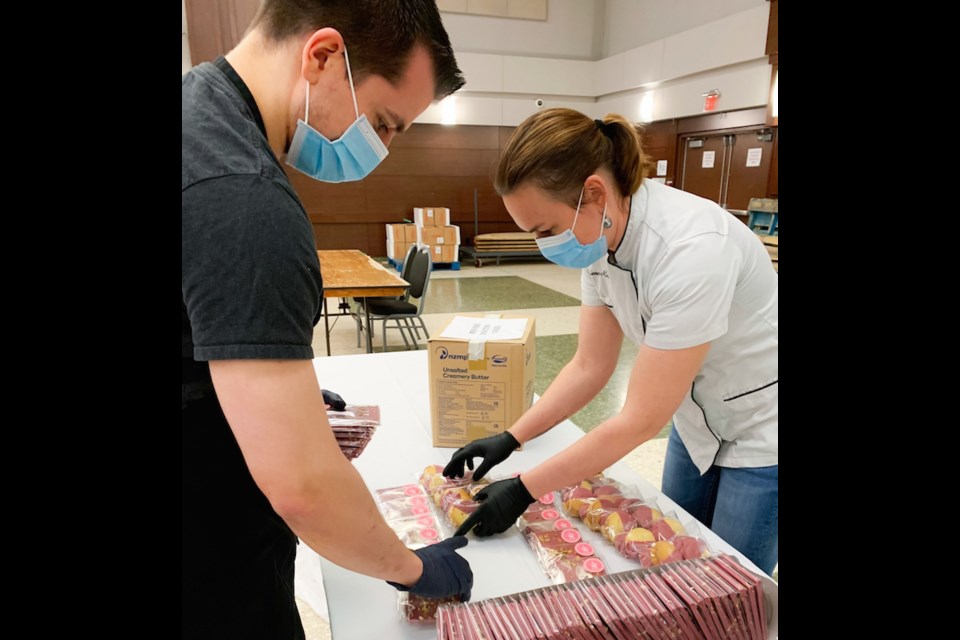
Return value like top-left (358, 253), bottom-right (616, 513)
top-left (521, 341), bottom-right (710, 497)
top-left (508, 304), bottom-right (625, 444)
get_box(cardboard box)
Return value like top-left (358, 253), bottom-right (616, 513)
top-left (388, 241), bottom-right (412, 261)
top-left (423, 244), bottom-right (459, 264)
top-left (442, 226), bottom-right (459, 245)
top-left (418, 226), bottom-right (446, 245)
top-left (414, 207), bottom-right (451, 227)
top-left (387, 224), bottom-right (418, 242)
top-left (428, 314), bottom-right (536, 448)
top-left (385, 223), bottom-right (404, 240)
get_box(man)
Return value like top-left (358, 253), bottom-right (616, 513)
top-left (182, 2), bottom-right (469, 637)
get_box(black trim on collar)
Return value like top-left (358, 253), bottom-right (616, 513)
top-left (607, 193), bottom-right (633, 265)
top-left (213, 56), bottom-right (268, 140)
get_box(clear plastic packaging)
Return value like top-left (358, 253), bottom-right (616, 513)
top-left (647, 510), bottom-right (687, 541)
top-left (661, 563), bottom-right (722, 640)
top-left (398, 592), bottom-right (462, 623)
top-left (713, 555), bottom-right (767, 639)
top-left (328, 405), bottom-right (380, 459)
top-left (388, 516), bottom-right (443, 548)
top-left (326, 404), bottom-right (381, 425)
top-left (434, 554), bottom-right (767, 639)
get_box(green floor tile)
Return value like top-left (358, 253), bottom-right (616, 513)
top-left (535, 334), bottom-right (672, 437)
top-left (425, 277), bottom-right (580, 313)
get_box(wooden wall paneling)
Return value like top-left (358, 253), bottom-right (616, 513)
top-left (313, 223), bottom-right (370, 251)
top-left (372, 148), bottom-right (501, 177)
top-left (366, 223), bottom-right (387, 257)
top-left (499, 126), bottom-right (517, 149)
top-left (184, 0), bottom-right (260, 66)
top-left (287, 123), bottom-right (522, 257)
top-left (391, 123), bottom-right (500, 150)
top-left (766, 0), bottom-right (778, 57)
top-left (285, 174), bottom-right (368, 219)
top-left (641, 120), bottom-right (679, 185)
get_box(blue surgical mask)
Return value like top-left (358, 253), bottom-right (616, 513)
top-left (536, 187), bottom-right (608, 268)
top-left (286, 48), bottom-right (388, 183)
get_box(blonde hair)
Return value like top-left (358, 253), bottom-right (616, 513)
top-left (495, 108), bottom-right (652, 206)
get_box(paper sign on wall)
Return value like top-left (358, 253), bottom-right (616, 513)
top-left (656, 160), bottom-right (667, 176)
top-left (746, 148), bottom-right (762, 167)
top-left (702, 151), bottom-right (715, 168)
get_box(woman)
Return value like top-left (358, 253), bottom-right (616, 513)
top-left (445, 108), bottom-right (777, 574)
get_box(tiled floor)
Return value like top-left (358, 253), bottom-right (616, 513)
top-left (302, 259), bottom-right (674, 640)
top-left (313, 260), bottom-right (668, 438)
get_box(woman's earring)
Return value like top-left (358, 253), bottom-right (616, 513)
top-left (603, 216), bottom-right (613, 229)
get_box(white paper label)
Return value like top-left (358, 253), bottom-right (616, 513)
top-left (656, 160), bottom-right (667, 176)
top-left (746, 148), bottom-right (762, 167)
top-left (702, 151), bottom-right (715, 168)
top-left (440, 317), bottom-right (528, 341)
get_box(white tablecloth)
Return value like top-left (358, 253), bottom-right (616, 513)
top-left (295, 351), bottom-right (778, 638)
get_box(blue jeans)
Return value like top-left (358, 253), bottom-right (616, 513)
top-left (662, 427), bottom-right (778, 575)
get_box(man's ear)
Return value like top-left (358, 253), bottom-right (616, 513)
top-left (300, 28), bottom-right (345, 84)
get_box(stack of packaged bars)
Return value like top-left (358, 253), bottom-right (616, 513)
top-left (385, 206), bottom-right (460, 266)
top-left (373, 465), bottom-right (770, 638)
top-left (328, 405), bottom-right (379, 460)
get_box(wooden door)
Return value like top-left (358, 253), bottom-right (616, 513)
top-left (679, 136), bottom-right (727, 203)
top-left (725, 130), bottom-right (775, 210)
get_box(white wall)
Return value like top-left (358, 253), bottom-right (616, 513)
top-left (420, 5), bottom-right (771, 126)
top-left (603, 0), bottom-right (766, 56)
top-left (440, 0), bottom-right (605, 60)
top-left (596, 59), bottom-right (771, 123)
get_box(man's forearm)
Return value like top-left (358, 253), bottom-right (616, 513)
top-left (280, 458), bottom-right (423, 587)
top-left (210, 359), bottom-right (424, 588)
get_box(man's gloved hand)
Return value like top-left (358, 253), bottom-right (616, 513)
top-left (321, 389), bottom-right (346, 412)
top-left (443, 432), bottom-right (520, 481)
top-left (388, 536), bottom-right (473, 601)
top-left (454, 476), bottom-right (535, 537)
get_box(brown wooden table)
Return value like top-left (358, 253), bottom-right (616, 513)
top-left (317, 250), bottom-right (409, 354)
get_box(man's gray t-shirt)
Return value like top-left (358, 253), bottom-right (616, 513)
top-left (182, 61), bottom-right (322, 396)
top-left (181, 58), bottom-right (320, 639)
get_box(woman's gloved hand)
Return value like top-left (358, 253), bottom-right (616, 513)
top-left (387, 536), bottom-right (473, 601)
top-left (442, 432), bottom-right (520, 481)
top-left (453, 476), bottom-right (535, 537)
top-left (321, 389), bottom-right (346, 411)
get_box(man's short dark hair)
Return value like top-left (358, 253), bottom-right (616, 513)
top-left (253, 0), bottom-right (464, 99)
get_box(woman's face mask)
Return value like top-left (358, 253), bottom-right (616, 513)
top-left (535, 186), bottom-right (608, 269)
top-left (285, 47), bottom-right (388, 183)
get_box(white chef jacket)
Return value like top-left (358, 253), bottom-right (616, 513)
top-left (581, 179), bottom-right (778, 473)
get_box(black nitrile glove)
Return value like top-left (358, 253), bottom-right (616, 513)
top-left (321, 389), bottom-right (346, 412)
top-left (454, 476), bottom-right (535, 537)
top-left (443, 432), bottom-right (520, 481)
top-left (387, 536), bottom-right (473, 601)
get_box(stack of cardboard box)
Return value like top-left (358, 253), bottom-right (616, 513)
top-left (385, 223), bottom-right (417, 262)
top-left (413, 207), bottom-right (460, 265)
top-left (385, 207), bottom-right (461, 266)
